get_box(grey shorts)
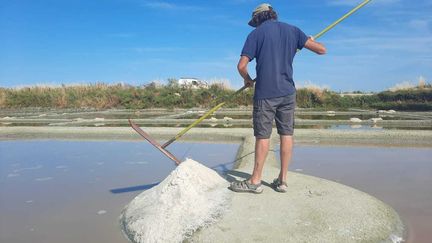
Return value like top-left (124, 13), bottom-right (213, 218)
top-left (253, 94), bottom-right (296, 139)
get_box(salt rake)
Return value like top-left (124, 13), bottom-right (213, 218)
top-left (128, 85), bottom-right (248, 165)
top-left (129, 119), bottom-right (182, 164)
top-left (130, 0), bottom-right (372, 165)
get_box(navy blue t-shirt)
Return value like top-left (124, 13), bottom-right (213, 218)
top-left (241, 20), bottom-right (308, 100)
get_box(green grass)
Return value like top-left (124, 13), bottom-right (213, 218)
top-left (1, 83), bottom-right (431, 111)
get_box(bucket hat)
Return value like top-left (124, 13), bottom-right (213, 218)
top-left (248, 3), bottom-right (273, 27)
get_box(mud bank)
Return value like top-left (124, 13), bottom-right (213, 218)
top-left (1, 126), bottom-right (431, 147)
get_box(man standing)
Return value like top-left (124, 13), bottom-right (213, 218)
top-left (229, 3), bottom-right (326, 193)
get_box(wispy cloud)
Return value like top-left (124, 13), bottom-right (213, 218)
top-left (144, 1), bottom-right (175, 9)
top-left (408, 19), bottom-right (431, 32)
top-left (143, 1), bottom-right (203, 11)
top-left (107, 33), bottom-right (136, 38)
top-left (327, 0), bottom-right (401, 7)
top-left (130, 47), bottom-right (183, 53)
top-left (209, 14), bottom-right (245, 27)
top-left (326, 36), bottom-right (432, 52)
top-left (227, 0), bottom-right (258, 4)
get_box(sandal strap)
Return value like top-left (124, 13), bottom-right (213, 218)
top-left (273, 178), bottom-right (287, 187)
top-left (233, 180), bottom-right (248, 189)
top-left (235, 180), bottom-right (259, 189)
top-left (245, 180), bottom-right (261, 188)
top-left (240, 180), bottom-right (248, 189)
top-left (242, 180), bottom-right (252, 189)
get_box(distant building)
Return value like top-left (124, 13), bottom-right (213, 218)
top-left (339, 93), bottom-right (374, 97)
top-left (178, 77), bottom-right (208, 89)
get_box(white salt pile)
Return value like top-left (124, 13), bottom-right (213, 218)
top-left (369, 117), bottom-right (383, 123)
top-left (350, 117), bottom-right (362, 122)
top-left (120, 159), bottom-right (230, 243)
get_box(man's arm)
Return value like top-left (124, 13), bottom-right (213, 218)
top-left (237, 56), bottom-right (254, 87)
top-left (304, 37), bottom-right (326, 55)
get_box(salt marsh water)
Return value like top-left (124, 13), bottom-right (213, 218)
top-left (1, 139), bottom-right (430, 242)
top-left (0, 140), bottom-right (239, 243)
top-left (279, 145), bottom-right (432, 243)
top-left (2, 109), bottom-right (431, 131)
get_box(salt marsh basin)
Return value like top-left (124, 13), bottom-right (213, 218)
top-left (0, 139), bottom-right (239, 243)
top-left (2, 126), bottom-right (431, 242)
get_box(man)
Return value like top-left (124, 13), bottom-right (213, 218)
top-left (229, 3), bottom-right (326, 193)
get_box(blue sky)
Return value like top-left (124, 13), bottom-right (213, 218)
top-left (1, 0), bottom-right (431, 91)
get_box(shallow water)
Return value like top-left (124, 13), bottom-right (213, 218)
top-left (4, 123), bottom-right (430, 132)
top-left (178, 113), bottom-right (423, 121)
top-left (296, 114), bottom-right (420, 120)
top-left (276, 145), bottom-right (432, 243)
top-left (2, 109), bottom-right (431, 131)
top-left (0, 140), bottom-right (239, 243)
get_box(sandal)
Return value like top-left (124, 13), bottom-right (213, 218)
top-left (271, 178), bottom-right (288, 193)
top-left (229, 179), bottom-right (263, 194)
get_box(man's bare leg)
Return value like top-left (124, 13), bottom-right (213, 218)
top-left (279, 135), bottom-right (293, 182)
top-left (249, 138), bottom-right (270, 185)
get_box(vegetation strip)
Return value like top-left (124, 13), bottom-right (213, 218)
top-left (1, 82), bottom-right (431, 111)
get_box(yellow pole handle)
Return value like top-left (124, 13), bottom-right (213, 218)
top-left (314, 0), bottom-right (372, 39)
top-left (162, 102), bottom-right (226, 148)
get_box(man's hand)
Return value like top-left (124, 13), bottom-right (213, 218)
top-left (244, 78), bottom-right (254, 87)
top-left (238, 56), bottom-right (254, 87)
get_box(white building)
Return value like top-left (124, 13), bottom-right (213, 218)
top-left (178, 77), bottom-right (208, 88)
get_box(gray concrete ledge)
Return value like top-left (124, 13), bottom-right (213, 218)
top-left (1, 126), bottom-right (431, 148)
top-left (191, 135), bottom-right (405, 243)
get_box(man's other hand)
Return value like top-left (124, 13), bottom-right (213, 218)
top-left (238, 56), bottom-right (254, 87)
top-left (244, 78), bottom-right (254, 87)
